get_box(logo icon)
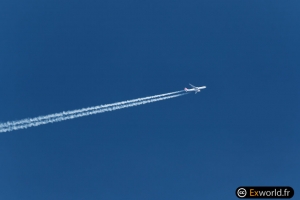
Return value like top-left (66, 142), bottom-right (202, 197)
top-left (237, 188), bottom-right (247, 198)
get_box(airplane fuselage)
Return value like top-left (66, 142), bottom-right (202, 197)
top-left (184, 85), bottom-right (206, 94)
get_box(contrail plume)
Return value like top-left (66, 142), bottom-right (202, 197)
top-left (0, 92), bottom-right (186, 133)
top-left (0, 90), bottom-right (183, 128)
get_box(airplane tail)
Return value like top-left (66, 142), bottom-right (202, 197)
top-left (184, 88), bottom-right (188, 92)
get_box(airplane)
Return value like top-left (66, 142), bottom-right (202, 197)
top-left (184, 84), bottom-right (206, 94)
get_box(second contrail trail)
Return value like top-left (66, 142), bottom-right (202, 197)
top-left (0, 90), bottom-right (183, 128)
top-left (0, 91), bottom-right (186, 133)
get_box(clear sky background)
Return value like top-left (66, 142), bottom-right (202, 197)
top-left (0, 1), bottom-right (299, 199)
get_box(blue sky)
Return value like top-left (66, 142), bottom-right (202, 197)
top-left (0, 0), bottom-right (299, 199)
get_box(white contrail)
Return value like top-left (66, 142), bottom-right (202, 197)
top-left (0, 92), bottom-right (186, 133)
top-left (0, 90), bottom-right (183, 128)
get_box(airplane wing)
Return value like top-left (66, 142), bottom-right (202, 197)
top-left (189, 83), bottom-right (197, 88)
